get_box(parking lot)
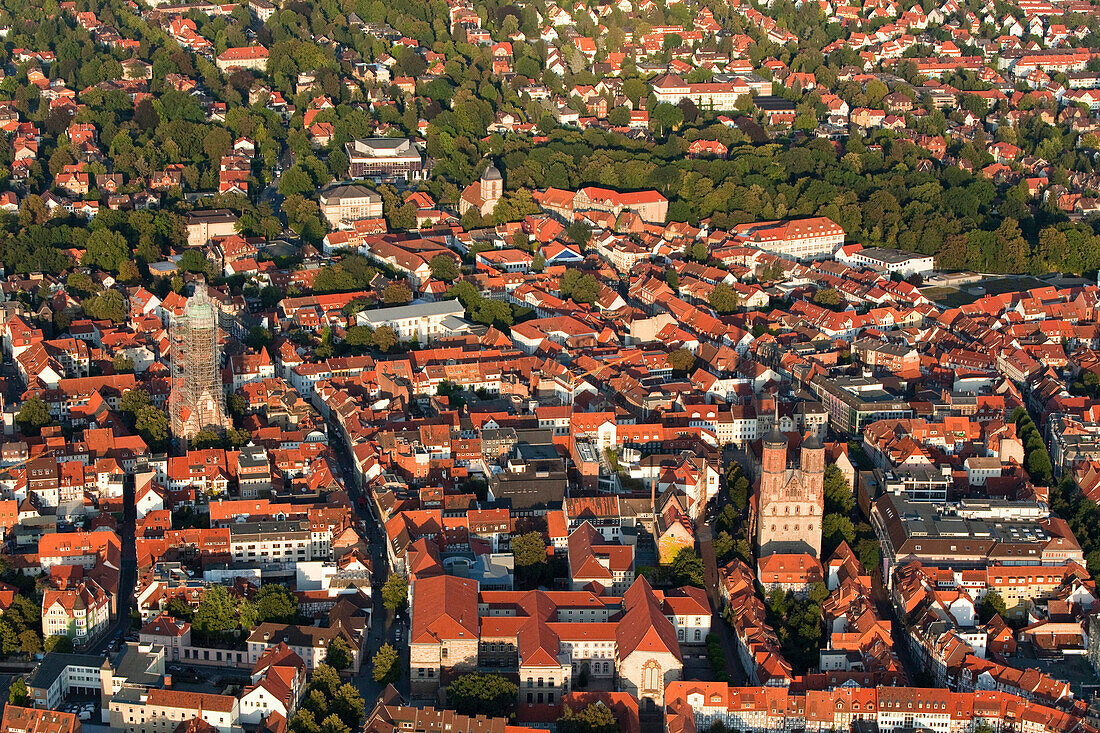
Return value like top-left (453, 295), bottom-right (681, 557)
top-left (165, 663), bottom-right (251, 695)
top-left (57, 697), bottom-right (98, 722)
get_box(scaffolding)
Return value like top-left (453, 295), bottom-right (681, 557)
top-left (169, 281), bottom-right (230, 444)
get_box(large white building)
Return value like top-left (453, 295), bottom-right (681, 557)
top-left (732, 217), bottom-right (846, 261)
top-left (836, 244), bottom-right (935, 277)
top-left (229, 520), bottom-right (328, 569)
top-left (650, 74), bottom-right (750, 110)
top-left (355, 300), bottom-right (468, 343)
top-left (318, 184), bottom-right (382, 227)
top-left (345, 138), bottom-right (427, 181)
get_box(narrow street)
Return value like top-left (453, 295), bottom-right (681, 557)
top-left (697, 522), bottom-right (747, 685)
top-left (87, 475), bottom-right (137, 655)
top-left (326, 421), bottom-right (407, 705)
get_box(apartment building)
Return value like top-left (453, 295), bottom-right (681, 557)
top-left (871, 494), bottom-right (1084, 582)
top-left (666, 683), bottom-right (1086, 733)
top-left (573, 186), bottom-right (668, 224)
top-left (732, 217), bottom-right (845, 261)
top-left (229, 520), bottom-right (323, 568)
top-left (245, 622), bottom-right (362, 672)
top-left (26, 654), bottom-right (107, 710)
top-left (185, 210), bottom-right (239, 247)
top-left (42, 580), bottom-right (111, 645)
top-left (109, 688), bottom-right (239, 733)
top-left (215, 46), bottom-right (269, 72)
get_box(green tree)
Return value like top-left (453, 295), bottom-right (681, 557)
top-left (16, 397), bottom-right (52, 436)
top-left (290, 709), bottom-right (321, 733)
top-left (856, 538), bottom-right (880, 574)
top-left (18, 630), bottom-right (40, 656)
top-left (43, 634), bottom-right (73, 653)
top-left (557, 702), bottom-right (618, 733)
top-left (371, 643), bottom-right (400, 684)
top-left (190, 430), bottom-right (223, 450)
top-left (979, 590), bottom-right (1008, 624)
top-left (8, 678), bottom-right (28, 705)
top-left (608, 107), bottom-right (630, 127)
top-left (712, 531), bottom-right (734, 564)
top-left (373, 326), bottom-right (398, 352)
top-left (383, 281), bottom-right (412, 305)
top-left (310, 664), bottom-right (342, 698)
top-left (566, 221), bottom-right (592, 248)
top-left (727, 466), bottom-right (751, 511)
top-left (120, 389), bottom-right (152, 418)
top-left (164, 597), bottom-right (194, 621)
top-left (192, 585), bottom-right (239, 638)
top-left (708, 283), bottom-right (739, 314)
top-left (668, 548), bottom-right (705, 587)
top-left (513, 531), bottom-right (548, 568)
top-left (254, 585), bottom-right (298, 624)
top-left (512, 531), bottom-right (549, 589)
top-left (447, 673), bottom-right (518, 718)
top-left (84, 289), bottom-right (128, 324)
top-left (330, 684), bottom-right (365, 729)
top-left (82, 229), bottom-right (129, 274)
top-left (381, 574), bottom-right (408, 612)
top-left (324, 636), bottom-right (353, 670)
top-left (823, 465), bottom-right (854, 515)
top-left (429, 254), bottom-right (460, 283)
top-left (135, 406), bottom-right (169, 452)
top-left (668, 348), bottom-right (696, 374)
top-left (319, 713), bottom-right (349, 733)
top-left (113, 353), bottom-right (135, 373)
top-left (246, 326), bottom-right (272, 350)
top-left (822, 514), bottom-right (856, 556)
top-left (650, 102), bottom-right (684, 136)
top-left (812, 288), bottom-right (841, 307)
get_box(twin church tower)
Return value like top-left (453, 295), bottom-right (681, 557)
top-left (754, 419), bottom-right (825, 559)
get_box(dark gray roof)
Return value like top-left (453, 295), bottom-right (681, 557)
top-left (27, 652), bottom-right (106, 690)
top-left (319, 184), bottom-right (380, 205)
top-left (186, 209), bottom-right (239, 224)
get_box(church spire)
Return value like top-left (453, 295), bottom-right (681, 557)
top-left (764, 394), bottom-right (785, 447)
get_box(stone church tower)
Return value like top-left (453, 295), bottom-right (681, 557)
top-left (458, 162), bottom-right (503, 218)
top-left (755, 421), bottom-right (825, 558)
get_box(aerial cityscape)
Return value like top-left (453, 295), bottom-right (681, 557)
top-left (3, 0), bottom-right (1100, 730)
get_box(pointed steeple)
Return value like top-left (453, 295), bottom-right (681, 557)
top-left (764, 394), bottom-right (785, 447)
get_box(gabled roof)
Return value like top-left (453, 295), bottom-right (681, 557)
top-left (616, 577), bottom-right (683, 662)
top-left (411, 575), bottom-right (479, 644)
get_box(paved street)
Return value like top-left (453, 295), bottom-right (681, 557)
top-left (697, 521), bottom-right (747, 685)
top-left (86, 476), bottom-right (137, 656)
top-left (327, 423), bottom-right (408, 705)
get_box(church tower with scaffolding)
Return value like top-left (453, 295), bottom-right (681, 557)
top-left (169, 281), bottom-right (230, 445)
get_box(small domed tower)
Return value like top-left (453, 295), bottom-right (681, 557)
top-left (481, 163), bottom-right (503, 203)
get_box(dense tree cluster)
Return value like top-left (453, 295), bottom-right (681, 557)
top-left (446, 673), bottom-right (518, 719)
top-left (1013, 407), bottom-right (1053, 486)
top-left (172, 584), bottom-right (300, 644)
top-left (289, 664), bottom-right (365, 733)
top-left (765, 583), bottom-right (827, 674)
